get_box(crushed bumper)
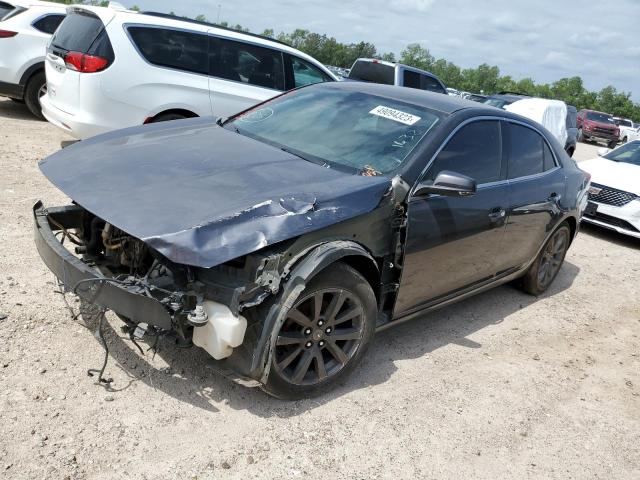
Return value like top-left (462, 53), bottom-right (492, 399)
top-left (33, 201), bottom-right (175, 330)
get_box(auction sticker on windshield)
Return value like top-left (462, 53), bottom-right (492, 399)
top-left (369, 106), bottom-right (421, 126)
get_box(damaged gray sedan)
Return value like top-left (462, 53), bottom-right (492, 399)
top-left (34, 82), bottom-right (589, 399)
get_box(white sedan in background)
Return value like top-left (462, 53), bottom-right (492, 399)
top-left (579, 140), bottom-right (640, 238)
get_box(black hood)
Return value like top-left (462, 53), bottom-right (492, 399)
top-left (39, 118), bottom-right (391, 268)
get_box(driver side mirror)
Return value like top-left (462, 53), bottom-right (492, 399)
top-left (414, 170), bottom-right (477, 197)
top-left (597, 147), bottom-right (611, 157)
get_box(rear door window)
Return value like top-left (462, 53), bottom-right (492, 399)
top-left (507, 123), bottom-right (545, 179)
top-left (420, 75), bottom-right (445, 93)
top-left (404, 70), bottom-right (420, 89)
top-left (425, 120), bottom-right (503, 184)
top-left (128, 26), bottom-right (208, 75)
top-left (290, 56), bottom-right (330, 87)
top-left (33, 14), bottom-right (65, 34)
top-left (209, 37), bottom-right (285, 90)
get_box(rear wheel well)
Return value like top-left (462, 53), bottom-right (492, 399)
top-left (146, 109), bottom-right (198, 123)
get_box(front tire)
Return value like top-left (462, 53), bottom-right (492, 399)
top-left (262, 262), bottom-right (377, 400)
top-left (608, 140), bottom-right (617, 149)
top-left (23, 71), bottom-right (46, 120)
top-left (522, 222), bottom-right (571, 296)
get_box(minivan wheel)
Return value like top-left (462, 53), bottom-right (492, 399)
top-left (263, 262), bottom-right (377, 400)
top-left (522, 223), bottom-right (570, 296)
top-left (24, 71), bottom-right (46, 120)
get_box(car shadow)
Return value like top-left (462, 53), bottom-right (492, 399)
top-left (79, 260), bottom-right (580, 416)
top-left (580, 222), bottom-right (640, 249)
top-left (0, 97), bottom-right (38, 121)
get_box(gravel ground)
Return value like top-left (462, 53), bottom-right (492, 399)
top-left (1, 97), bottom-right (639, 479)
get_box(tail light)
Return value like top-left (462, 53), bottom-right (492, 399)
top-left (0, 30), bottom-right (18, 38)
top-left (64, 51), bottom-right (109, 73)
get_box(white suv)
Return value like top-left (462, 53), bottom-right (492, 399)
top-left (40, 5), bottom-right (337, 139)
top-left (0, 0), bottom-right (66, 118)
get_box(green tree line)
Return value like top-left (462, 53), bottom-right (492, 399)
top-left (47, 2), bottom-right (640, 121)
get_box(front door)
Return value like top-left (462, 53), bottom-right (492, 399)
top-left (394, 120), bottom-right (508, 316)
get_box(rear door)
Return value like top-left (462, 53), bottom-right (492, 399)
top-left (45, 8), bottom-right (112, 115)
top-left (208, 34), bottom-right (286, 118)
top-left (499, 121), bottom-right (566, 271)
top-left (394, 119), bottom-right (509, 316)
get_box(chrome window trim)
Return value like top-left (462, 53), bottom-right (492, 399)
top-left (410, 115), bottom-right (561, 198)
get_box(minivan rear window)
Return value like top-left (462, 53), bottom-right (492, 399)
top-left (50, 10), bottom-right (105, 53)
top-left (348, 61), bottom-right (395, 85)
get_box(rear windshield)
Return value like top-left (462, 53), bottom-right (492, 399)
top-left (348, 61), bottom-right (395, 85)
top-left (483, 98), bottom-right (508, 109)
top-left (50, 10), bottom-right (104, 53)
top-left (586, 112), bottom-right (614, 124)
top-left (0, 1), bottom-right (14, 20)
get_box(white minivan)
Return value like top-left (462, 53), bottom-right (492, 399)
top-left (40, 5), bottom-right (337, 139)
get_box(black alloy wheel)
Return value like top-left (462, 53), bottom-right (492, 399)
top-left (522, 223), bottom-right (570, 295)
top-left (263, 262), bottom-right (376, 399)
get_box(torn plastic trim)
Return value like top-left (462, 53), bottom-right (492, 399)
top-left (33, 201), bottom-right (191, 331)
top-left (249, 240), bottom-right (378, 382)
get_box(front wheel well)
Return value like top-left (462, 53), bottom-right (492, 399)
top-left (338, 255), bottom-right (381, 301)
top-left (565, 216), bottom-right (577, 243)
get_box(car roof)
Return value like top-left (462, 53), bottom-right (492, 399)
top-left (311, 81), bottom-right (512, 116)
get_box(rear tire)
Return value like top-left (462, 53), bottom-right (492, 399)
top-left (577, 128), bottom-right (584, 142)
top-left (23, 71), bottom-right (46, 120)
top-left (521, 222), bottom-right (571, 296)
top-left (621, 136), bottom-right (628, 144)
top-left (262, 262), bottom-right (377, 400)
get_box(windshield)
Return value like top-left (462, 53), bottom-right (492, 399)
top-left (604, 141), bottom-right (640, 166)
top-left (586, 112), bottom-right (615, 124)
top-left (483, 98), bottom-right (508, 109)
top-left (227, 86), bottom-right (442, 174)
top-left (614, 118), bottom-right (633, 127)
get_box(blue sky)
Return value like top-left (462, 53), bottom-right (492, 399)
top-left (130, 0), bottom-right (640, 101)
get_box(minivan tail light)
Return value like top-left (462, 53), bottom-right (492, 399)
top-left (0, 30), bottom-right (18, 38)
top-left (64, 51), bottom-right (109, 73)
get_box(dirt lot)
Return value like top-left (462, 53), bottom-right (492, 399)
top-left (0, 97), bottom-right (639, 479)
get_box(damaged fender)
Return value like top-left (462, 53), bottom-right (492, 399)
top-left (250, 240), bottom-right (378, 383)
